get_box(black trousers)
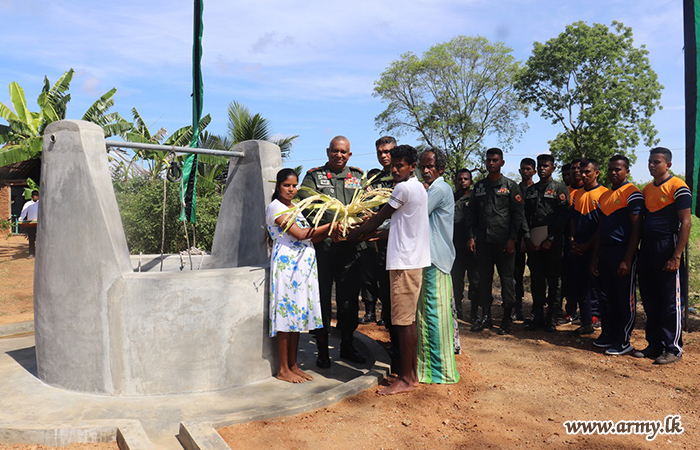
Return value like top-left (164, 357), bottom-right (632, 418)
top-left (475, 239), bottom-right (516, 310)
top-left (597, 245), bottom-right (636, 345)
top-left (26, 228), bottom-right (37, 256)
top-left (514, 246), bottom-right (526, 307)
top-left (451, 246), bottom-right (479, 316)
top-left (638, 236), bottom-right (685, 356)
top-left (315, 242), bottom-right (362, 346)
top-left (527, 244), bottom-right (563, 321)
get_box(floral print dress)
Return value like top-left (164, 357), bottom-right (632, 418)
top-left (265, 199), bottom-right (324, 337)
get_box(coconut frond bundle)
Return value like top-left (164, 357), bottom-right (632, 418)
top-left (275, 172), bottom-right (393, 237)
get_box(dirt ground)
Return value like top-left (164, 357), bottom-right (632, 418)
top-left (2, 236), bottom-right (699, 450)
top-left (0, 235), bottom-right (35, 325)
top-left (220, 303), bottom-right (700, 450)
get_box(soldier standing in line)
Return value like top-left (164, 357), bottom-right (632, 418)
top-left (569, 159), bottom-right (608, 335)
top-left (452, 168), bottom-right (480, 323)
top-left (514, 158), bottom-right (536, 321)
top-left (559, 159), bottom-right (584, 324)
top-left (298, 136), bottom-right (366, 368)
top-left (365, 136), bottom-right (399, 357)
top-left (591, 154), bottom-right (644, 355)
top-left (522, 154), bottom-right (569, 332)
top-left (466, 148), bottom-right (525, 335)
top-left (633, 147), bottom-right (692, 364)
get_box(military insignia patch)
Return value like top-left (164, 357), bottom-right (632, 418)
top-left (344, 175), bottom-right (362, 189)
top-left (515, 194), bottom-right (522, 202)
top-left (559, 193), bottom-right (566, 201)
top-left (497, 187), bottom-right (510, 195)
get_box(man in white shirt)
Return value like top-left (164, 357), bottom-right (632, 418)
top-left (349, 144), bottom-right (430, 395)
top-left (19, 190), bottom-right (39, 257)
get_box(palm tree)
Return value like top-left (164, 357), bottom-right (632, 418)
top-left (0, 69), bottom-right (132, 166)
top-left (225, 101), bottom-right (298, 158)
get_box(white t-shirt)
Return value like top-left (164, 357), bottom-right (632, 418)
top-left (386, 176), bottom-right (431, 270)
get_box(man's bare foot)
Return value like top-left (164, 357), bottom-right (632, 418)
top-left (277, 370), bottom-right (306, 383)
top-left (291, 365), bottom-right (314, 381)
top-left (378, 379), bottom-right (415, 395)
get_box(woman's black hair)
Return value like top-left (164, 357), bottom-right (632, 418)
top-left (272, 168), bottom-right (299, 201)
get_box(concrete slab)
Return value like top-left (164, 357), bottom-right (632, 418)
top-left (0, 331), bottom-right (389, 450)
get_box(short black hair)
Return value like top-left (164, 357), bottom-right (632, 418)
top-left (486, 147), bottom-right (504, 159)
top-left (367, 168), bottom-right (382, 178)
top-left (571, 158), bottom-right (582, 166)
top-left (561, 163), bottom-right (571, 172)
top-left (420, 148), bottom-right (447, 171)
top-left (650, 147), bottom-right (672, 162)
top-left (375, 136), bottom-right (397, 149)
top-left (609, 154), bottom-right (630, 169)
top-left (391, 144), bottom-right (418, 165)
top-left (455, 168), bottom-right (472, 180)
top-left (580, 158), bottom-right (599, 171)
top-left (520, 157), bottom-right (536, 168)
top-left (536, 154), bottom-right (555, 165)
top-left (31, 190), bottom-right (39, 196)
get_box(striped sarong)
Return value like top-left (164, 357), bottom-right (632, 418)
top-left (417, 265), bottom-right (460, 384)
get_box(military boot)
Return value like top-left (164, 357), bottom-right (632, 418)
top-left (497, 306), bottom-right (513, 335)
top-left (469, 300), bottom-right (481, 324)
top-left (470, 307), bottom-right (492, 332)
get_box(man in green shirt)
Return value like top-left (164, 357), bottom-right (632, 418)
top-left (523, 154), bottom-right (569, 332)
top-left (298, 136), bottom-right (366, 368)
top-left (466, 148), bottom-right (525, 335)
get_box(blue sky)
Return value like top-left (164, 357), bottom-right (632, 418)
top-left (0, 0), bottom-right (685, 183)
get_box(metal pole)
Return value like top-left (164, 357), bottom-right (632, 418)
top-left (104, 140), bottom-right (244, 158)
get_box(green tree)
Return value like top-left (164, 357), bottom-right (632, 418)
top-left (0, 69), bottom-right (131, 166)
top-left (224, 101), bottom-right (298, 158)
top-left (373, 36), bottom-right (528, 175)
top-left (515, 21), bottom-right (663, 165)
top-left (113, 107), bottom-right (212, 181)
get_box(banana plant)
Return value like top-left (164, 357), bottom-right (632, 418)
top-left (0, 69), bottom-right (132, 167)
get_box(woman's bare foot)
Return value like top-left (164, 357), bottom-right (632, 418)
top-left (378, 378), bottom-right (415, 395)
top-left (291, 365), bottom-right (314, 381)
top-left (277, 369), bottom-right (306, 383)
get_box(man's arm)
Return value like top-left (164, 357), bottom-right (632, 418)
top-left (347, 203), bottom-right (396, 241)
top-left (505, 183), bottom-right (524, 254)
top-left (664, 208), bottom-right (691, 272)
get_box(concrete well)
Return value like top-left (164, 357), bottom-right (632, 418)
top-left (34, 120), bottom-right (281, 395)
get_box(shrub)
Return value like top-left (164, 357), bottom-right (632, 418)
top-left (115, 177), bottom-right (222, 254)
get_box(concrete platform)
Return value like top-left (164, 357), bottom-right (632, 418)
top-left (0, 331), bottom-right (390, 449)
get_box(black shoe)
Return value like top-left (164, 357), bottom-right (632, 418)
top-left (524, 321), bottom-right (540, 331)
top-left (359, 313), bottom-right (376, 324)
top-left (470, 315), bottom-right (493, 332)
top-left (376, 318), bottom-right (385, 327)
top-left (573, 325), bottom-right (595, 336)
top-left (514, 310), bottom-right (525, 321)
top-left (496, 322), bottom-right (511, 335)
top-left (316, 356), bottom-right (331, 369)
top-left (498, 308), bottom-right (513, 335)
top-left (340, 346), bottom-right (367, 364)
top-left (631, 344), bottom-right (664, 359)
top-left (544, 321), bottom-right (557, 333)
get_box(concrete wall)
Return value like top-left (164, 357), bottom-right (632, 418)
top-left (34, 120), bottom-right (279, 395)
top-left (208, 140), bottom-right (281, 268)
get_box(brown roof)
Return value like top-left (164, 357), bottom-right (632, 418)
top-left (0, 159), bottom-right (41, 182)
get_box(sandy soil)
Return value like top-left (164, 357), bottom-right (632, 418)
top-left (0, 445), bottom-right (116, 450)
top-left (0, 235), bottom-right (34, 325)
top-left (3, 236), bottom-right (698, 449)
top-left (221, 306), bottom-right (700, 450)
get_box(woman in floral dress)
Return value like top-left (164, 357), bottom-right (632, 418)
top-left (266, 168), bottom-right (336, 383)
